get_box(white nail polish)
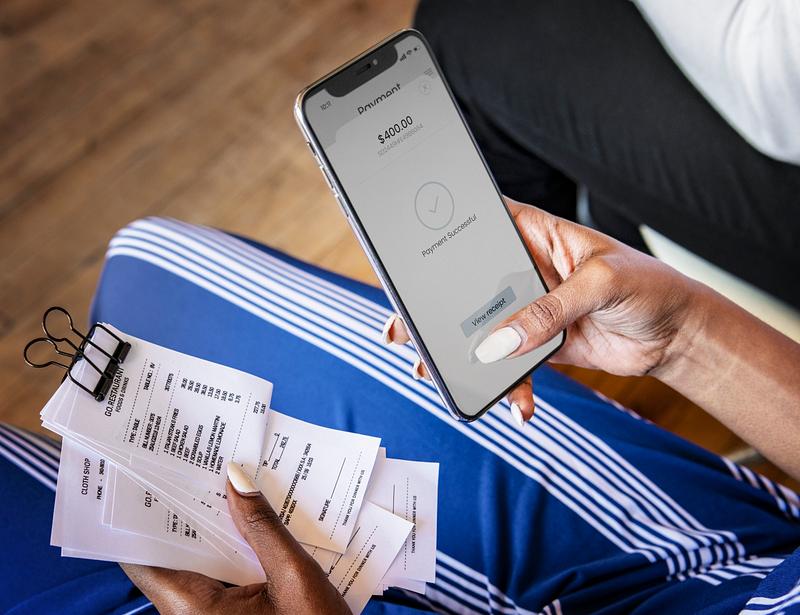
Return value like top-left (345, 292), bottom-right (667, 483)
top-left (510, 402), bottom-right (525, 428)
top-left (227, 462), bottom-right (259, 494)
top-left (381, 314), bottom-right (397, 344)
top-left (412, 358), bottom-right (423, 380)
top-left (475, 327), bottom-right (522, 363)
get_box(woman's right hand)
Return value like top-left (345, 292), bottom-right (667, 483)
top-left (384, 198), bottom-right (705, 423)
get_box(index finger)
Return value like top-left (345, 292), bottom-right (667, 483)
top-left (504, 196), bottom-right (544, 220)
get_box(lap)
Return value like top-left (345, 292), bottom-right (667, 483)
top-left (3, 218), bottom-right (798, 613)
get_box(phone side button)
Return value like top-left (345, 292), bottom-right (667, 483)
top-left (320, 167), bottom-right (333, 187)
top-left (335, 194), bottom-right (349, 217)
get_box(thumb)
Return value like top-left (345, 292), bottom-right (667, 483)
top-left (121, 564), bottom-right (223, 613)
top-left (475, 259), bottom-right (612, 363)
top-left (226, 462), bottom-right (308, 575)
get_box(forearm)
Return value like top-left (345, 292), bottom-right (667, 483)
top-left (655, 285), bottom-right (800, 480)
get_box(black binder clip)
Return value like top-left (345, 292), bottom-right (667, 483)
top-left (23, 307), bottom-right (131, 402)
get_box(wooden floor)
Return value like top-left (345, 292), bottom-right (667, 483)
top-left (1, 0), bottom-right (794, 489)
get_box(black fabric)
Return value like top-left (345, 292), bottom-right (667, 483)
top-left (414, 0), bottom-right (800, 307)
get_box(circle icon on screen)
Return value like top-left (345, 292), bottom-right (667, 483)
top-left (414, 181), bottom-right (455, 230)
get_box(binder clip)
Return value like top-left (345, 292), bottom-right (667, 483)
top-left (23, 307), bottom-right (131, 402)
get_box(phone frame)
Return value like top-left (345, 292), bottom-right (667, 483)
top-left (294, 29), bottom-right (565, 422)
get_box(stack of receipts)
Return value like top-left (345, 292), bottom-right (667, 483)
top-left (40, 324), bottom-right (438, 614)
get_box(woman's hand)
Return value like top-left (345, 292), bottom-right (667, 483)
top-left (384, 198), bottom-right (701, 424)
top-left (121, 464), bottom-right (351, 615)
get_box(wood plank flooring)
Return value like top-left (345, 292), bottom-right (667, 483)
top-left (1, 0), bottom-right (794, 490)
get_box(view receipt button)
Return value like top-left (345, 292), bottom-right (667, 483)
top-left (460, 286), bottom-right (517, 338)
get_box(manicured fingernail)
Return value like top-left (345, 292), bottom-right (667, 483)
top-left (227, 462), bottom-right (259, 495)
top-left (475, 327), bottom-right (522, 363)
top-left (412, 357), bottom-right (424, 380)
top-left (510, 402), bottom-right (525, 428)
top-left (381, 314), bottom-right (397, 344)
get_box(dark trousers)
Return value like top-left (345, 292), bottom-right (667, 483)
top-left (414, 0), bottom-right (800, 308)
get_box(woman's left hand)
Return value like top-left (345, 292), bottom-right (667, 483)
top-left (121, 464), bottom-right (351, 615)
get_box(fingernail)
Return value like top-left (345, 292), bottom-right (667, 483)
top-left (475, 327), bottom-right (522, 363)
top-left (412, 357), bottom-right (423, 380)
top-left (381, 314), bottom-right (397, 344)
top-left (510, 402), bottom-right (525, 428)
top-left (227, 462), bottom-right (259, 495)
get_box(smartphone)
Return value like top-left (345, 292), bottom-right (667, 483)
top-left (294, 29), bottom-right (564, 421)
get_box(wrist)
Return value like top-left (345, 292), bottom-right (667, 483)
top-left (649, 278), bottom-right (715, 385)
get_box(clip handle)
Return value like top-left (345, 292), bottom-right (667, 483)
top-left (24, 307), bottom-right (132, 402)
top-left (23, 337), bottom-right (73, 371)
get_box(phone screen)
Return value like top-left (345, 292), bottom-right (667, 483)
top-left (301, 31), bottom-right (562, 419)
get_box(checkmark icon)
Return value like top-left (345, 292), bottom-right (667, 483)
top-left (415, 181), bottom-right (454, 230)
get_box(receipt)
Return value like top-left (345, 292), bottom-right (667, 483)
top-left (304, 543), bottom-right (336, 573)
top-left (254, 411), bottom-right (381, 553)
top-left (101, 464), bottom-right (116, 526)
top-left (48, 331), bottom-right (379, 554)
top-left (52, 437), bottom-right (263, 586)
top-left (40, 322), bottom-right (436, 614)
top-left (109, 469), bottom-right (208, 553)
top-left (384, 577), bottom-right (428, 593)
top-left (111, 410), bottom-right (383, 555)
top-left (64, 326), bottom-right (272, 490)
top-left (44, 379), bottom-right (260, 566)
top-left (313, 501), bottom-right (413, 615)
top-left (365, 457), bottom-right (439, 582)
top-left (56, 436), bottom-right (412, 615)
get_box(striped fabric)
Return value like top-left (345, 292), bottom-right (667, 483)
top-left (741, 581), bottom-right (800, 614)
top-left (0, 424), bottom-right (60, 491)
top-left (2, 217), bottom-right (798, 614)
top-left (724, 458), bottom-right (800, 521)
top-left (741, 568), bottom-right (800, 614)
top-left (676, 557), bottom-right (784, 586)
top-left (110, 219), bottom-right (740, 566)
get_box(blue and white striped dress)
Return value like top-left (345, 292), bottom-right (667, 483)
top-left (1, 218), bottom-right (798, 614)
